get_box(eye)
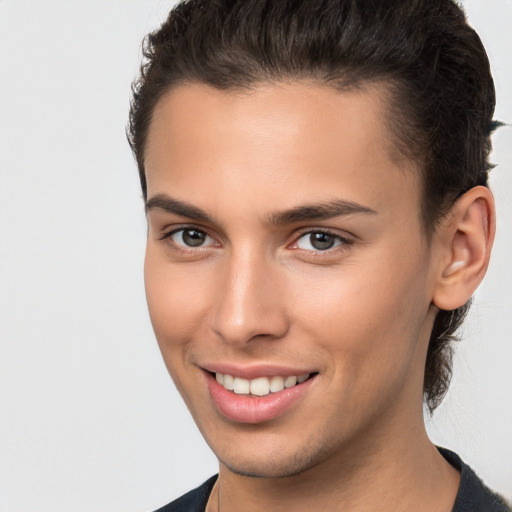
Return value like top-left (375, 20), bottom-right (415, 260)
top-left (295, 231), bottom-right (347, 251)
top-left (168, 228), bottom-right (215, 248)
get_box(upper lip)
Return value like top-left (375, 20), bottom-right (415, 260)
top-left (201, 363), bottom-right (317, 380)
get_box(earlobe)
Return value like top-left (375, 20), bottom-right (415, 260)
top-left (432, 186), bottom-right (495, 311)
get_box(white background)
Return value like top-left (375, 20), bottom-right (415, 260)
top-left (0, 1), bottom-right (510, 511)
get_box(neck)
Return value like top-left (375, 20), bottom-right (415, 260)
top-left (210, 316), bottom-right (460, 512)
top-left (212, 413), bottom-right (459, 512)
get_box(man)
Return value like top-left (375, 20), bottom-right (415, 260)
top-left (127, 1), bottom-right (510, 510)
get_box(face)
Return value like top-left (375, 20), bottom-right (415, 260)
top-left (144, 82), bottom-right (439, 478)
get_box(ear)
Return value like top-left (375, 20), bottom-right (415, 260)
top-left (432, 186), bottom-right (495, 311)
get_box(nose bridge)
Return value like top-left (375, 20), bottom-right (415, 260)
top-left (211, 245), bottom-right (288, 345)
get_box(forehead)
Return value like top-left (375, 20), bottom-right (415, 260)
top-left (144, 82), bottom-right (422, 223)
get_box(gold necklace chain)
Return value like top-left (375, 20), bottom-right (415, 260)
top-left (206, 479), bottom-right (220, 512)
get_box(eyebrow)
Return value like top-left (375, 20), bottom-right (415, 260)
top-left (145, 194), bottom-right (213, 222)
top-left (145, 194), bottom-right (377, 224)
top-left (269, 200), bottom-right (377, 224)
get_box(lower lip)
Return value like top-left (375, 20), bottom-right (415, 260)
top-left (205, 372), bottom-right (316, 424)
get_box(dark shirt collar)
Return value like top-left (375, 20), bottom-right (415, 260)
top-left (156, 449), bottom-right (510, 512)
top-left (438, 447), bottom-right (510, 512)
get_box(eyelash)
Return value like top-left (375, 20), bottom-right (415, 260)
top-left (159, 226), bottom-right (218, 251)
top-left (159, 226), bottom-right (352, 255)
top-left (291, 229), bottom-right (352, 254)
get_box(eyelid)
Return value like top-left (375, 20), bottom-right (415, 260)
top-left (159, 225), bottom-right (220, 249)
top-left (289, 228), bottom-right (353, 252)
top-left (157, 224), bottom-right (352, 254)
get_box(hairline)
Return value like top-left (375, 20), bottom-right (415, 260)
top-left (142, 75), bottom-right (433, 236)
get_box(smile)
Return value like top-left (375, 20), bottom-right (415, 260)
top-left (215, 373), bottom-right (311, 396)
top-left (205, 369), bottom-right (318, 423)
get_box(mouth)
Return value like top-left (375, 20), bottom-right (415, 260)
top-left (203, 368), bottom-right (318, 424)
top-left (213, 371), bottom-right (315, 396)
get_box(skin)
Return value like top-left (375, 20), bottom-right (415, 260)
top-left (143, 82), bottom-right (494, 512)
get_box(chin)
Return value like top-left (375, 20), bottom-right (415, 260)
top-left (221, 458), bottom-right (313, 479)
top-left (217, 438), bottom-right (333, 479)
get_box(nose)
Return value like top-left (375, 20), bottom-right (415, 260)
top-left (210, 250), bottom-right (289, 346)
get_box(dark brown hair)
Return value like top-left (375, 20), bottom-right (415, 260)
top-left (128, 0), bottom-right (497, 413)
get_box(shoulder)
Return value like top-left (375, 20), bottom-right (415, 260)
top-left (438, 448), bottom-right (511, 512)
top-left (152, 475), bottom-right (218, 512)
top-left (148, 454), bottom-right (512, 512)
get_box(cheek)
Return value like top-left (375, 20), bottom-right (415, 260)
top-left (144, 246), bottom-right (211, 356)
top-left (300, 272), bottom-right (427, 433)
top-left (289, 246), bottom-right (430, 375)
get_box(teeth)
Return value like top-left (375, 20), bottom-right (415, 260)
top-left (284, 375), bottom-right (297, 388)
top-left (250, 377), bottom-right (270, 396)
top-left (269, 376), bottom-right (285, 393)
top-left (223, 374), bottom-right (235, 391)
top-left (233, 377), bottom-right (250, 394)
top-left (215, 373), bottom-right (311, 395)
